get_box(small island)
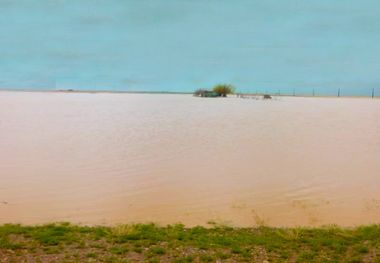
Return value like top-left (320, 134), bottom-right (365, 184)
top-left (194, 84), bottom-right (235, 97)
top-left (194, 84), bottom-right (273, 100)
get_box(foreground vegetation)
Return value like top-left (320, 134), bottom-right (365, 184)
top-left (1, 223), bottom-right (380, 262)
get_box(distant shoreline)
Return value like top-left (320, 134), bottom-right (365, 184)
top-left (0, 88), bottom-right (193, 95)
top-left (0, 88), bottom-right (378, 99)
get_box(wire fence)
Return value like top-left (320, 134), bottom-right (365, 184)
top-left (238, 87), bottom-right (378, 98)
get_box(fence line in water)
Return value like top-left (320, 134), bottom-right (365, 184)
top-left (237, 87), bottom-right (377, 98)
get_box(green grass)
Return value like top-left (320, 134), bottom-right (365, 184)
top-left (0, 223), bottom-right (379, 262)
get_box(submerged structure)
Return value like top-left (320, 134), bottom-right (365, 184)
top-left (194, 89), bottom-right (219, 97)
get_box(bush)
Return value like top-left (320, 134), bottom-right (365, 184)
top-left (212, 84), bottom-right (235, 97)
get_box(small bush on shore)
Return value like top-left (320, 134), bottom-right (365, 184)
top-left (212, 84), bottom-right (235, 97)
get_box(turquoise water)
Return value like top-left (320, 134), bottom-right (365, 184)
top-left (0, 0), bottom-right (380, 96)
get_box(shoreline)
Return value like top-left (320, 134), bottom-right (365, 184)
top-left (0, 88), bottom-right (378, 99)
top-left (0, 222), bottom-right (379, 262)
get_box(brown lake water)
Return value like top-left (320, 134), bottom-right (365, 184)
top-left (0, 91), bottom-right (380, 227)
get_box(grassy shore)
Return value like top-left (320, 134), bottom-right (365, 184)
top-left (1, 223), bottom-right (380, 262)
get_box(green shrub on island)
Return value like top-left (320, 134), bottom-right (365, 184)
top-left (212, 84), bottom-right (235, 97)
top-left (194, 84), bottom-right (235, 98)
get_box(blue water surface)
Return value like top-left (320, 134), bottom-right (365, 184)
top-left (0, 0), bottom-right (380, 96)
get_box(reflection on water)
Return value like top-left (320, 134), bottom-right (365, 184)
top-left (0, 91), bottom-right (379, 227)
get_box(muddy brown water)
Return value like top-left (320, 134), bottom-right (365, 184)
top-left (0, 91), bottom-right (379, 227)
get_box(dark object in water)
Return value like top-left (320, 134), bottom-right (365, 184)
top-left (194, 89), bottom-right (219, 98)
top-left (263, 94), bottom-right (272, 99)
top-left (203, 91), bottom-right (219, 97)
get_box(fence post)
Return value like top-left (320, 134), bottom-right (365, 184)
top-left (313, 89), bottom-right (315, 97)
top-left (372, 88), bottom-right (375, 98)
top-left (338, 88), bottom-right (340, 97)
